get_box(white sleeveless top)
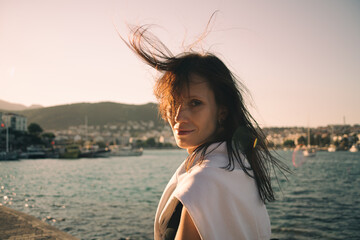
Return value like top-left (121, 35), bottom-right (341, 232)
top-left (154, 142), bottom-right (271, 240)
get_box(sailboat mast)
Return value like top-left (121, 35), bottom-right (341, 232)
top-left (6, 120), bottom-right (9, 153)
top-left (85, 116), bottom-right (88, 142)
top-left (307, 127), bottom-right (310, 147)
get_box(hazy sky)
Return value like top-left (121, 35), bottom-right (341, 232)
top-left (1, 0), bottom-right (359, 127)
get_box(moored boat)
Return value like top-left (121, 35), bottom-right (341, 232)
top-left (328, 144), bottom-right (336, 152)
top-left (79, 145), bottom-right (110, 158)
top-left (349, 144), bottom-right (358, 153)
top-left (59, 145), bottom-right (81, 159)
top-left (0, 151), bottom-right (18, 161)
top-left (109, 145), bottom-right (143, 157)
top-left (303, 127), bottom-right (316, 157)
top-left (303, 148), bottom-right (316, 157)
top-left (19, 146), bottom-right (46, 159)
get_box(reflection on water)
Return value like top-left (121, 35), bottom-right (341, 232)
top-left (268, 150), bottom-right (360, 240)
top-left (1, 150), bottom-right (359, 239)
top-left (1, 150), bottom-right (186, 239)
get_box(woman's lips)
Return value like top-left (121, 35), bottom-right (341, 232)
top-left (175, 129), bottom-right (194, 135)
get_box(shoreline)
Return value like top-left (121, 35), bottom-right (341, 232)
top-left (0, 205), bottom-right (78, 240)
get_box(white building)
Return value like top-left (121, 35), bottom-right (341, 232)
top-left (0, 112), bottom-right (27, 132)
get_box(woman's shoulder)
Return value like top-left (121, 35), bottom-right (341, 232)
top-left (173, 142), bottom-right (254, 197)
top-left (197, 141), bottom-right (248, 170)
top-left (173, 146), bottom-right (269, 240)
top-left (176, 158), bottom-right (254, 197)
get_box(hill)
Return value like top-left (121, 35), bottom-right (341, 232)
top-left (0, 99), bottom-right (43, 111)
top-left (15, 102), bottom-right (162, 130)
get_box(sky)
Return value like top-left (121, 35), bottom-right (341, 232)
top-left (1, 0), bottom-right (359, 127)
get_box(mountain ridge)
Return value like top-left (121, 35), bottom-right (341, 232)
top-left (1, 101), bottom-right (162, 130)
top-left (0, 99), bottom-right (43, 111)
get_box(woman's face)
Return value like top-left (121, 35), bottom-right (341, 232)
top-left (167, 74), bottom-right (224, 154)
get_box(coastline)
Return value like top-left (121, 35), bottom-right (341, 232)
top-left (0, 205), bottom-right (78, 240)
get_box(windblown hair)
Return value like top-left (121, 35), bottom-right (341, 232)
top-left (123, 26), bottom-right (289, 203)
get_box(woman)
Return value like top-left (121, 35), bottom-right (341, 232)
top-left (124, 26), bottom-right (288, 240)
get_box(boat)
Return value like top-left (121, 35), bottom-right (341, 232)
top-left (0, 120), bottom-right (18, 160)
top-left (328, 127), bottom-right (336, 152)
top-left (91, 148), bottom-right (111, 158)
top-left (77, 117), bottom-right (111, 158)
top-left (0, 151), bottom-right (18, 161)
top-left (303, 127), bottom-right (316, 157)
top-left (303, 148), bottom-right (316, 157)
top-left (328, 144), bottom-right (336, 152)
top-left (19, 146), bottom-right (46, 159)
top-left (79, 145), bottom-right (110, 158)
top-left (59, 145), bottom-right (81, 159)
top-left (349, 144), bottom-right (359, 153)
top-left (108, 145), bottom-right (143, 157)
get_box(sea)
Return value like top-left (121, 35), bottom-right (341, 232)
top-left (0, 149), bottom-right (359, 240)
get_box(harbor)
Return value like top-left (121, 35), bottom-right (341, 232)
top-left (1, 111), bottom-right (359, 161)
top-left (1, 149), bottom-right (359, 239)
top-left (0, 145), bottom-right (144, 161)
top-left (1, 1), bottom-right (359, 239)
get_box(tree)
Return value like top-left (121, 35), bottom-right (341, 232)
top-left (297, 136), bottom-right (306, 145)
top-left (314, 134), bottom-right (322, 146)
top-left (320, 135), bottom-right (330, 147)
top-left (135, 139), bottom-right (145, 147)
top-left (41, 132), bottom-right (55, 139)
top-left (283, 140), bottom-right (295, 148)
top-left (339, 137), bottom-right (349, 150)
top-left (146, 137), bottom-right (156, 147)
top-left (267, 141), bottom-right (275, 148)
top-left (96, 141), bottom-right (106, 148)
top-left (41, 132), bottom-right (56, 148)
top-left (28, 123), bottom-right (43, 136)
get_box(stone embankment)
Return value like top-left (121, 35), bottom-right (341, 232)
top-left (0, 205), bottom-right (78, 240)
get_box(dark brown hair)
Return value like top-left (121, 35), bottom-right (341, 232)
top-left (123, 25), bottom-right (289, 203)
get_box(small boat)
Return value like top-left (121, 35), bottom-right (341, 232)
top-left (349, 144), bottom-right (358, 153)
top-left (303, 127), bottom-right (316, 157)
top-left (79, 145), bottom-right (110, 158)
top-left (19, 146), bottom-right (46, 159)
top-left (328, 127), bottom-right (336, 152)
top-left (109, 145), bottom-right (143, 157)
top-left (59, 145), bottom-right (81, 159)
top-left (328, 144), bottom-right (336, 152)
top-left (91, 148), bottom-right (111, 158)
top-left (0, 151), bottom-right (18, 161)
top-left (303, 148), bottom-right (316, 157)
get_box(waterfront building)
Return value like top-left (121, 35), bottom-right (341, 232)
top-left (0, 112), bottom-right (27, 132)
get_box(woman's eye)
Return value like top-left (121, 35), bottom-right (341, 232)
top-left (190, 99), bottom-right (202, 107)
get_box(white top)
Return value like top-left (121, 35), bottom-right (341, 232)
top-left (154, 142), bottom-right (271, 240)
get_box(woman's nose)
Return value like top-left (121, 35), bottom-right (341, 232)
top-left (174, 104), bottom-right (188, 123)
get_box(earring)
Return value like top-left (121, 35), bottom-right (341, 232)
top-left (218, 118), bottom-right (223, 127)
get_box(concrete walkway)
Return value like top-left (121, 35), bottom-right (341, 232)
top-left (0, 205), bottom-right (79, 240)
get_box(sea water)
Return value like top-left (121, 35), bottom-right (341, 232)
top-left (0, 149), bottom-right (359, 239)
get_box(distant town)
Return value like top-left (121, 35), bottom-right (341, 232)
top-left (1, 112), bottom-right (359, 160)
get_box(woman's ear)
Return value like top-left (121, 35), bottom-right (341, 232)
top-left (218, 106), bottom-right (228, 123)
